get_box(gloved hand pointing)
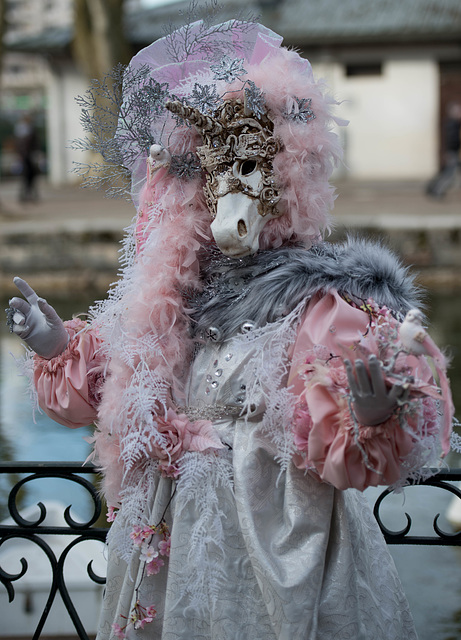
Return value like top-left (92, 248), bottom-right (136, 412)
top-left (7, 277), bottom-right (69, 359)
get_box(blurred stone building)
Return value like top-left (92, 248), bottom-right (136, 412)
top-left (2, 0), bottom-right (461, 184)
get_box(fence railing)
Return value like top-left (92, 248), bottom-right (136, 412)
top-left (0, 462), bottom-right (460, 640)
top-left (373, 468), bottom-right (461, 545)
top-left (0, 462), bottom-right (107, 640)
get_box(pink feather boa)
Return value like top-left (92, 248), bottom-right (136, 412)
top-left (94, 165), bottom-right (212, 505)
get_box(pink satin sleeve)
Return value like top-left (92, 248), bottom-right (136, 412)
top-left (34, 319), bottom-right (105, 428)
top-left (290, 291), bottom-right (369, 397)
top-left (289, 291), bottom-right (439, 491)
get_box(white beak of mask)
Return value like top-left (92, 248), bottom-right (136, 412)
top-left (211, 159), bottom-right (282, 258)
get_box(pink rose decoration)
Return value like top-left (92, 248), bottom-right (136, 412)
top-left (326, 360), bottom-right (349, 391)
top-left (159, 464), bottom-right (180, 478)
top-left (149, 409), bottom-right (224, 476)
top-left (292, 401), bottom-right (313, 452)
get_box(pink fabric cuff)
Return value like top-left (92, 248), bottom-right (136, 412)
top-left (34, 319), bottom-right (105, 428)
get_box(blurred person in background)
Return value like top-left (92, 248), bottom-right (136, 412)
top-left (426, 101), bottom-right (461, 199)
top-left (14, 112), bottom-right (39, 202)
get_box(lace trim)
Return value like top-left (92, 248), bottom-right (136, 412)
top-left (13, 345), bottom-right (40, 419)
top-left (451, 424), bottom-right (461, 453)
top-left (238, 300), bottom-right (307, 476)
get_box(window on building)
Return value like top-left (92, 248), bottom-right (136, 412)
top-left (8, 64), bottom-right (24, 75)
top-left (345, 63), bottom-right (383, 77)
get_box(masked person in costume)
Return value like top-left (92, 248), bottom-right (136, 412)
top-left (6, 20), bottom-right (454, 640)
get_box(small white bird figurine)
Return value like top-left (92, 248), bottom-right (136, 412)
top-left (399, 308), bottom-right (454, 454)
top-left (148, 144), bottom-right (171, 175)
top-left (399, 309), bottom-right (433, 356)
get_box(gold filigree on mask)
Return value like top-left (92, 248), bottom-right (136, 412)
top-left (165, 99), bottom-right (283, 219)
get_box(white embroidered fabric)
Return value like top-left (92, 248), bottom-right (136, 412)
top-left (96, 315), bottom-right (418, 639)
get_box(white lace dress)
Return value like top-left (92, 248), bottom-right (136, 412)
top-left (96, 303), bottom-right (418, 640)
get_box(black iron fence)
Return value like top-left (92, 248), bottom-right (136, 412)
top-left (373, 468), bottom-right (461, 545)
top-left (0, 462), bottom-right (107, 640)
top-left (0, 462), bottom-right (460, 640)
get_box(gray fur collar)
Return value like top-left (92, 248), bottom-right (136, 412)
top-left (191, 237), bottom-right (423, 340)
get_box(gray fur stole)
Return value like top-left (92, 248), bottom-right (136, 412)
top-left (191, 237), bottom-right (422, 340)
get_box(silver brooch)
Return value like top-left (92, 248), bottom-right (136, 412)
top-left (169, 152), bottom-right (202, 180)
top-left (284, 96), bottom-right (316, 123)
top-left (206, 326), bottom-right (222, 342)
top-left (244, 81), bottom-right (266, 118)
top-left (210, 56), bottom-right (247, 83)
top-left (189, 83), bottom-right (220, 114)
top-left (240, 321), bottom-right (256, 333)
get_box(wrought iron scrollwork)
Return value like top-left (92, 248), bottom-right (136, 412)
top-left (0, 462), bottom-right (460, 639)
top-left (373, 469), bottom-right (461, 545)
top-left (0, 462), bottom-right (108, 640)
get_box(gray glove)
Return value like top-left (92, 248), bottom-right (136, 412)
top-left (345, 355), bottom-right (407, 426)
top-left (7, 277), bottom-right (69, 359)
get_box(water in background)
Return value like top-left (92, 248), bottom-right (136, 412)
top-left (0, 296), bottom-right (95, 522)
top-left (1, 291), bottom-right (461, 640)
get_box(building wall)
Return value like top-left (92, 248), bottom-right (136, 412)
top-left (1, 53), bottom-right (48, 112)
top-left (46, 61), bottom-right (88, 185)
top-left (6, 0), bottom-right (72, 39)
top-left (2, 0), bottom-right (448, 184)
top-left (312, 58), bottom-right (439, 180)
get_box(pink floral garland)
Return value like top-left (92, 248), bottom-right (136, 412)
top-left (109, 513), bottom-right (172, 637)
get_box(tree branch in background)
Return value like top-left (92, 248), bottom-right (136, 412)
top-left (71, 0), bottom-right (132, 196)
top-left (72, 0), bottom-right (131, 80)
top-left (0, 0), bottom-right (6, 87)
